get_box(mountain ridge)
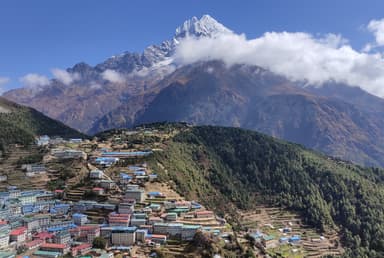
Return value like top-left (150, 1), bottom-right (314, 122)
top-left (3, 15), bottom-right (384, 168)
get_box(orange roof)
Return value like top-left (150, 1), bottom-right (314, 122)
top-left (41, 243), bottom-right (67, 249)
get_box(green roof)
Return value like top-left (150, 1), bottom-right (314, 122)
top-left (0, 251), bottom-right (15, 258)
top-left (182, 225), bottom-right (201, 229)
top-left (33, 250), bottom-right (61, 257)
top-left (263, 235), bottom-right (275, 241)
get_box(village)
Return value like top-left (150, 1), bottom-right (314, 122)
top-left (0, 128), bottom-right (233, 258)
top-left (0, 127), bottom-right (342, 258)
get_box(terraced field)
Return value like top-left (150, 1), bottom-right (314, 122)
top-left (238, 206), bottom-right (343, 258)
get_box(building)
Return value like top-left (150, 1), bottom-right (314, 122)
top-left (39, 243), bottom-right (69, 255)
top-left (92, 187), bottom-right (105, 195)
top-left (118, 203), bottom-right (134, 214)
top-left (130, 219), bottom-right (146, 227)
top-left (124, 189), bottom-right (145, 203)
top-left (0, 229), bottom-right (10, 249)
top-left (181, 225), bottom-right (201, 241)
top-left (24, 239), bottom-right (44, 250)
top-left (195, 211), bottom-right (214, 219)
top-left (147, 192), bottom-right (165, 199)
top-left (111, 227), bottom-right (136, 246)
top-left (9, 227), bottom-right (27, 243)
top-left (150, 234), bottom-right (167, 244)
top-left (0, 251), bottom-right (16, 258)
top-left (18, 193), bottom-right (37, 205)
top-left (148, 217), bottom-right (163, 225)
top-left (33, 231), bottom-right (54, 242)
top-left (99, 180), bottom-right (116, 190)
top-left (69, 138), bottom-right (83, 143)
top-left (135, 229), bottom-right (147, 243)
top-left (72, 213), bottom-right (88, 226)
top-left (23, 217), bottom-right (40, 233)
top-left (69, 225), bottom-right (100, 243)
top-left (108, 213), bottom-right (131, 227)
top-left (53, 231), bottom-right (71, 245)
top-left (90, 170), bottom-right (104, 179)
top-left (33, 250), bottom-right (61, 257)
top-left (164, 213), bottom-right (178, 221)
top-left (71, 243), bottom-right (91, 257)
top-left (51, 149), bottom-right (86, 160)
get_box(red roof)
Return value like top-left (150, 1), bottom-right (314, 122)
top-left (10, 227), bottom-right (27, 236)
top-left (40, 243), bottom-right (67, 249)
top-left (93, 187), bottom-right (104, 191)
top-left (33, 231), bottom-right (54, 240)
top-left (195, 211), bottom-right (214, 215)
top-left (0, 220), bottom-right (8, 225)
top-left (54, 189), bottom-right (64, 193)
top-left (71, 243), bottom-right (91, 251)
top-left (151, 234), bottom-right (167, 238)
top-left (24, 239), bottom-right (43, 248)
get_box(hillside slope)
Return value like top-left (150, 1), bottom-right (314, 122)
top-left (0, 97), bottom-right (84, 150)
top-left (147, 125), bottom-right (384, 257)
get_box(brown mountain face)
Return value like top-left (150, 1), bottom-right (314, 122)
top-left (90, 61), bottom-right (384, 168)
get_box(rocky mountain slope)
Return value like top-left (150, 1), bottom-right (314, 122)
top-left (92, 61), bottom-right (384, 167)
top-left (3, 15), bottom-right (384, 168)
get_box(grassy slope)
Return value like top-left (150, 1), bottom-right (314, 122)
top-left (148, 125), bottom-right (384, 257)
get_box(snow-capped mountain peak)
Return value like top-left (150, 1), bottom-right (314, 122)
top-left (175, 14), bottom-right (232, 39)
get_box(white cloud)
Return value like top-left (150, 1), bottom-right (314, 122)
top-left (20, 73), bottom-right (50, 88)
top-left (175, 31), bottom-right (384, 98)
top-left (51, 68), bottom-right (79, 85)
top-left (367, 18), bottom-right (384, 46)
top-left (0, 77), bottom-right (10, 95)
top-left (101, 69), bottom-right (125, 83)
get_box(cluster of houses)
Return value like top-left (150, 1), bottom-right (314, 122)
top-left (248, 226), bottom-right (302, 250)
top-left (0, 185), bottom-right (225, 257)
top-left (0, 162), bottom-right (228, 257)
top-left (36, 136), bottom-right (83, 147)
top-left (0, 133), bottom-right (232, 257)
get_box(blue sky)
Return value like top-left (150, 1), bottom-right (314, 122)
top-left (0, 0), bottom-right (383, 91)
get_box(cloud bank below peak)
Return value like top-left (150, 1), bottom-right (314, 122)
top-left (174, 30), bottom-right (384, 98)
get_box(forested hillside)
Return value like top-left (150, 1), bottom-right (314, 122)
top-left (0, 97), bottom-right (85, 151)
top-left (148, 125), bottom-right (384, 257)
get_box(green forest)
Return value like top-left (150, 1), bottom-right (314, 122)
top-left (148, 125), bottom-right (384, 257)
top-left (0, 98), bottom-right (84, 151)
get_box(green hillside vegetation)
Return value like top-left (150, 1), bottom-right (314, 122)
top-left (146, 125), bottom-right (384, 257)
top-left (0, 97), bottom-right (85, 151)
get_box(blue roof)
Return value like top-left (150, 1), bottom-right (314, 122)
top-left (73, 213), bottom-right (87, 218)
top-left (148, 192), bottom-right (162, 195)
top-left (289, 235), bottom-right (301, 241)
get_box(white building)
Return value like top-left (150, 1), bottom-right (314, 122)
top-left (90, 170), bottom-right (104, 180)
top-left (0, 229), bottom-right (10, 249)
top-left (111, 227), bottom-right (136, 246)
top-left (124, 189), bottom-right (145, 203)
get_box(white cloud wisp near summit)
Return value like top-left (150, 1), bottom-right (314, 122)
top-left (175, 30), bottom-right (384, 98)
